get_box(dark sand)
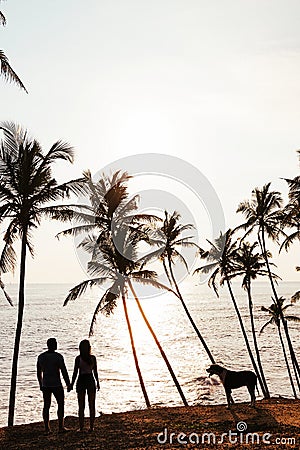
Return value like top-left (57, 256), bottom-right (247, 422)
top-left (0, 398), bottom-right (299, 449)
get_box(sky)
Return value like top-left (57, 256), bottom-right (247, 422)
top-left (1, 0), bottom-right (300, 284)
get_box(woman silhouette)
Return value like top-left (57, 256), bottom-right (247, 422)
top-left (69, 340), bottom-right (100, 431)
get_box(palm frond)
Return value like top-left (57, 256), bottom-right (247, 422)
top-left (291, 291), bottom-right (300, 303)
top-left (193, 262), bottom-right (217, 275)
top-left (171, 249), bottom-right (189, 273)
top-left (260, 318), bottom-right (274, 333)
top-left (131, 269), bottom-right (157, 279)
top-left (52, 177), bottom-right (88, 198)
top-left (0, 50), bottom-right (28, 92)
top-left (40, 204), bottom-right (94, 223)
top-left (0, 11), bottom-right (6, 26)
top-left (284, 315), bottom-right (300, 323)
top-left (0, 239), bottom-right (17, 273)
top-left (89, 285), bottom-right (120, 336)
top-left (64, 278), bottom-right (106, 305)
top-left (43, 141), bottom-right (74, 164)
top-left (0, 220), bottom-right (19, 273)
top-left (56, 224), bottom-right (97, 239)
top-left (136, 247), bottom-right (164, 266)
top-left (0, 278), bottom-right (13, 306)
top-left (130, 276), bottom-right (179, 296)
top-left (0, 121), bottom-right (23, 157)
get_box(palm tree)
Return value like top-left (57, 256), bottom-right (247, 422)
top-left (64, 226), bottom-right (188, 407)
top-left (237, 183), bottom-right (300, 382)
top-left (194, 229), bottom-right (268, 397)
top-left (57, 169), bottom-right (157, 245)
top-left (279, 150), bottom-right (300, 324)
top-left (0, 4), bottom-right (27, 92)
top-left (155, 210), bottom-right (215, 364)
top-left (230, 241), bottom-right (273, 398)
top-left (0, 122), bottom-right (86, 426)
top-left (280, 156), bottom-right (300, 265)
top-left (260, 297), bottom-right (300, 398)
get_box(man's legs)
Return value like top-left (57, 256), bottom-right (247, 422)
top-left (42, 389), bottom-right (52, 432)
top-left (53, 386), bottom-right (65, 431)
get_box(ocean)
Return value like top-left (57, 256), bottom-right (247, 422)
top-left (0, 281), bottom-right (299, 427)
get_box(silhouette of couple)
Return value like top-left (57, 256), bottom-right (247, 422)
top-left (37, 338), bottom-right (100, 433)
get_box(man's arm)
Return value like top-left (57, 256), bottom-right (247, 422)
top-left (36, 359), bottom-right (43, 391)
top-left (59, 355), bottom-right (71, 387)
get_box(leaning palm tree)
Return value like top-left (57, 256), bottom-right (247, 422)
top-left (0, 122), bottom-right (86, 426)
top-left (194, 229), bottom-right (268, 398)
top-left (155, 210), bottom-right (215, 364)
top-left (229, 241), bottom-right (274, 398)
top-left (261, 297), bottom-right (300, 398)
top-left (237, 183), bottom-right (300, 381)
top-left (0, 3), bottom-right (27, 92)
top-left (57, 169), bottom-right (157, 247)
top-left (64, 226), bottom-right (188, 407)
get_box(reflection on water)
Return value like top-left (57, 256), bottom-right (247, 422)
top-left (0, 281), bottom-right (299, 426)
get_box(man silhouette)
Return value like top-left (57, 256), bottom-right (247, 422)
top-left (37, 338), bottom-right (70, 433)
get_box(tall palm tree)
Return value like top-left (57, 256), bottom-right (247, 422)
top-left (0, 4), bottom-right (27, 92)
top-left (64, 226), bottom-right (188, 407)
top-left (155, 210), bottom-right (215, 364)
top-left (229, 241), bottom-right (274, 398)
top-left (280, 155), bottom-right (300, 264)
top-left (237, 183), bottom-right (300, 381)
top-left (0, 122), bottom-right (86, 426)
top-left (194, 229), bottom-right (268, 397)
top-left (260, 297), bottom-right (300, 398)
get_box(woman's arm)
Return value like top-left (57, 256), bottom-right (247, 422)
top-left (93, 356), bottom-right (100, 390)
top-left (68, 356), bottom-right (80, 391)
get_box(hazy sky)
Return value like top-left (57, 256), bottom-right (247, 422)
top-left (1, 0), bottom-right (300, 283)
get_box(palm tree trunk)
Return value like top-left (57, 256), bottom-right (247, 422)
top-left (8, 229), bottom-right (27, 426)
top-left (285, 321), bottom-right (300, 393)
top-left (226, 278), bottom-right (267, 398)
top-left (167, 258), bottom-right (215, 364)
top-left (246, 283), bottom-right (270, 398)
top-left (128, 279), bottom-right (188, 407)
top-left (277, 325), bottom-right (297, 398)
top-left (122, 293), bottom-right (150, 408)
top-left (292, 358), bottom-right (300, 392)
top-left (259, 230), bottom-right (300, 383)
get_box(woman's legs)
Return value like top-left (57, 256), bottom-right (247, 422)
top-left (87, 390), bottom-right (96, 431)
top-left (77, 391), bottom-right (85, 430)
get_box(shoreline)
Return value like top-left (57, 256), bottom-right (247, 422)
top-left (0, 398), bottom-right (299, 449)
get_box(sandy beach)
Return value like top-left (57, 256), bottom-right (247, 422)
top-left (0, 398), bottom-right (299, 449)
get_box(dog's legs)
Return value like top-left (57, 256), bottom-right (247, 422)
top-left (226, 389), bottom-right (233, 408)
top-left (247, 386), bottom-right (256, 406)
